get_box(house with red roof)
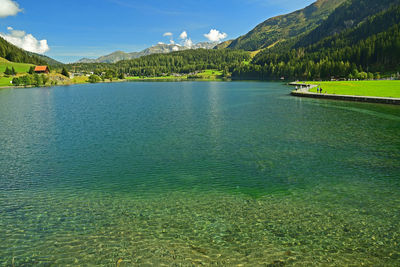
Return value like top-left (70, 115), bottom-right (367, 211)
top-left (34, 66), bottom-right (50, 74)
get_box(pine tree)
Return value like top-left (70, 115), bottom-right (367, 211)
top-left (28, 66), bottom-right (35, 74)
top-left (4, 67), bottom-right (12, 75)
top-left (61, 67), bottom-right (69, 78)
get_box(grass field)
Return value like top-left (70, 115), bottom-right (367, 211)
top-left (0, 57), bottom-right (34, 74)
top-left (0, 76), bottom-right (12, 86)
top-left (71, 76), bottom-right (89, 84)
top-left (307, 80), bottom-right (400, 98)
top-left (250, 50), bottom-right (261, 58)
top-left (195, 69), bottom-right (222, 79)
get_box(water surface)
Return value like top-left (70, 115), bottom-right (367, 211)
top-left (1, 82), bottom-right (399, 265)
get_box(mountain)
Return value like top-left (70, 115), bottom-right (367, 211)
top-left (214, 40), bottom-right (233, 49)
top-left (76, 42), bottom-right (217, 64)
top-left (295, 0), bottom-right (400, 48)
top-left (225, 0), bottom-right (346, 51)
top-left (191, 42), bottom-right (216, 50)
top-left (27, 52), bottom-right (64, 66)
top-left (233, 0), bottom-right (400, 80)
top-left (76, 51), bottom-right (138, 64)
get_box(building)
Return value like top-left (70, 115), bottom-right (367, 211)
top-left (34, 66), bottom-right (50, 74)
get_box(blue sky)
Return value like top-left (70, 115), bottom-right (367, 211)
top-left (0, 0), bottom-right (315, 63)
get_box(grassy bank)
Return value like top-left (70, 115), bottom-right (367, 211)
top-left (307, 80), bottom-right (400, 98)
top-left (0, 76), bottom-right (12, 86)
top-left (0, 67), bottom-right (227, 89)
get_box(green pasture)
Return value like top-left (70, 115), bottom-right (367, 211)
top-left (71, 76), bottom-right (89, 84)
top-left (308, 80), bottom-right (400, 98)
top-left (197, 69), bottom-right (222, 77)
top-left (0, 58), bottom-right (34, 74)
top-left (0, 76), bottom-right (13, 86)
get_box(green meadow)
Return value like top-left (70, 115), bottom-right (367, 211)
top-left (308, 80), bottom-right (400, 98)
top-left (71, 75), bottom-right (89, 84)
top-left (0, 76), bottom-right (13, 86)
top-left (0, 57), bottom-right (34, 74)
top-left (195, 69), bottom-right (222, 78)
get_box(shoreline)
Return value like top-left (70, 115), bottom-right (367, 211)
top-left (289, 82), bottom-right (400, 105)
top-left (0, 77), bottom-right (230, 90)
top-left (3, 79), bottom-right (398, 106)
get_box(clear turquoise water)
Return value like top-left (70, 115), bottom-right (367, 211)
top-left (0, 82), bottom-right (399, 266)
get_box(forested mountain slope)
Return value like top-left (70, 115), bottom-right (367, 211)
top-left (0, 37), bottom-right (47, 66)
top-left (295, 0), bottom-right (400, 48)
top-left (232, 3), bottom-right (400, 80)
top-left (226, 0), bottom-right (346, 51)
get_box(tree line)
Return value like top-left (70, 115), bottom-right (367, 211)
top-left (11, 74), bottom-right (49, 87)
top-left (67, 49), bottom-right (250, 78)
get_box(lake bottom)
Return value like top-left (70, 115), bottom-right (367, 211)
top-left (2, 183), bottom-right (399, 266)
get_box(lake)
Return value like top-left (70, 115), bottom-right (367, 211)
top-left (1, 81), bottom-right (399, 265)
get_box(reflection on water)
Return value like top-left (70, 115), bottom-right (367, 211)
top-left (0, 82), bottom-right (399, 265)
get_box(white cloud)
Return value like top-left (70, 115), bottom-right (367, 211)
top-left (0, 0), bottom-right (22, 18)
top-left (183, 38), bottom-right (193, 48)
top-left (0, 27), bottom-right (50, 54)
top-left (158, 42), bottom-right (164, 45)
top-left (172, 46), bottom-right (179, 51)
top-left (204, 29), bottom-right (227, 43)
top-left (177, 31), bottom-right (193, 47)
top-left (163, 32), bottom-right (175, 45)
top-left (179, 31), bottom-right (187, 40)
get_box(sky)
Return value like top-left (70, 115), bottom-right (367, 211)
top-left (0, 0), bottom-right (315, 63)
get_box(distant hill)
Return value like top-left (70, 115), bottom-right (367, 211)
top-left (28, 52), bottom-right (64, 67)
top-left (77, 51), bottom-right (137, 64)
top-left (76, 42), bottom-right (217, 64)
top-left (225, 0), bottom-right (346, 51)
